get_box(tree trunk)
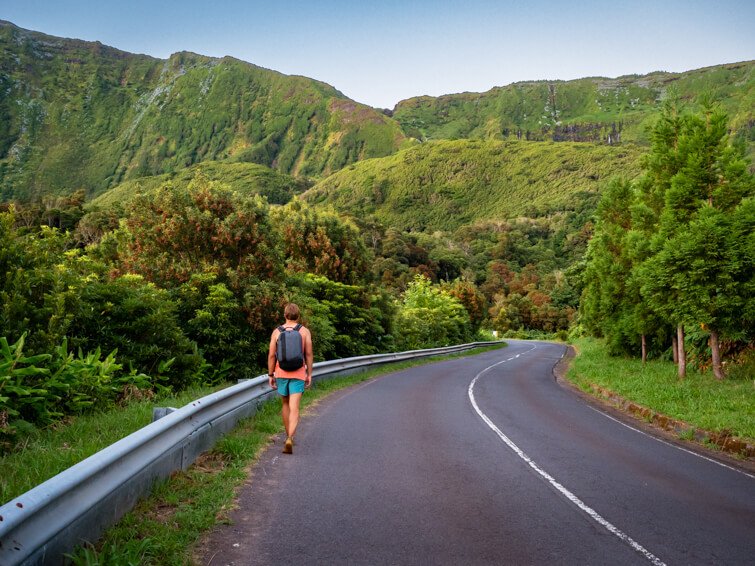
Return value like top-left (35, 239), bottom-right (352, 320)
top-left (672, 334), bottom-right (678, 364)
top-left (641, 334), bottom-right (647, 365)
top-left (710, 330), bottom-right (724, 380)
top-left (677, 325), bottom-right (686, 379)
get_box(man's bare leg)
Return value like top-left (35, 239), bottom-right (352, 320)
top-left (287, 392), bottom-right (303, 439)
top-left (281, 396), bottom-right (290, 436)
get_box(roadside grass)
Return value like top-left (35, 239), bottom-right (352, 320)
top-left (1, 343), bottom-right (503, 565)
top-left (567, 338), bottom-right (755, 441)
top-left (0, 384), bottom-right (229, 505)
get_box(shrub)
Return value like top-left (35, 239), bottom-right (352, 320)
top-left (175, 275), bottom-right (258, 382)
top-left (287, 274), bottom-right (396, 360)
top-left (394, 275), bottom-right (471, 350)
top-left (0, 334), bottom-right (153, 449)
top-left (69, 275), bottom-right (202, 389)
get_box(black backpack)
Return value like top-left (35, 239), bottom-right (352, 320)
top-left (276, 324), bottom-right (304, 371)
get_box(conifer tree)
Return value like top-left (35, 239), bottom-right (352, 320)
top-left (638, 102), bottom-right (754, 378)
top-left (581, 179), bottom-right (636, 354)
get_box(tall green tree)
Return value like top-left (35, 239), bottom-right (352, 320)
top-left (638, 103), bottom-right (754, 378)
top-left (580, 179), bottom-right (640, 354)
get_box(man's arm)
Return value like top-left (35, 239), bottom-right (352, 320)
top-left (304, 328), bottom-right (314, 387)
top-left (267, 330), bottom-right (278, 388)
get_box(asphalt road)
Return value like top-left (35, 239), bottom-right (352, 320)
top-left (200, 341), bottom-right (755, 565)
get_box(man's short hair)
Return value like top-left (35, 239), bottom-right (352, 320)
top-left (284, 303), bottom-right (300, 321)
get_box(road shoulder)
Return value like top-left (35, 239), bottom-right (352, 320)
top-left (552, 345), bottom-right (755, 475)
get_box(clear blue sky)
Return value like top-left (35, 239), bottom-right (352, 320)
top-left (3, 1), bottom-right (754, 109)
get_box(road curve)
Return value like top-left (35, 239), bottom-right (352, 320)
top-left (199, 341), bottom-right (755, 565)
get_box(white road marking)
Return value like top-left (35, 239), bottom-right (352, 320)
top-left (588, 406), bottom-right (755, 480)
top-left (468, 346), bottom-right (666, 566)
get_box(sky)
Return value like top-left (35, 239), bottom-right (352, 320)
top-left (3, 0), bottom-right (754, 109)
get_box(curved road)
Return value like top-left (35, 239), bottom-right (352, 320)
top-left (201, 341), bottom-right (755, 565)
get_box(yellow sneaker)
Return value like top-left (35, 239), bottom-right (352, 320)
top-left (283, 437), bottom-right (293, 454)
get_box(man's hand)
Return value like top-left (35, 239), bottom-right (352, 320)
top-left (268, 375), bottom-right (276, 389)
top-left (305, 373), bottom-right (312, 389)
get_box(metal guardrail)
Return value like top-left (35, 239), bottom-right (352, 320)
top-left (0, 341), bottom-right (497, 565)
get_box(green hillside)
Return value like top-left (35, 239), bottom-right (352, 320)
top-left (303, 139), bottom-right (645, 231)
top-left (0, 21), bottom-right (407, 201)
top-left (89, 161), bottom-right (307, 209)
top-left (393, 62), bottom-right (755, 148)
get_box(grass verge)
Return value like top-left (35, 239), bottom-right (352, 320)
top-left (0, 384), bottom-right (229, 505)
top-left (567, 338), bottom-right (755, 441)
top-left (3, 344), bottom-right (504, 565)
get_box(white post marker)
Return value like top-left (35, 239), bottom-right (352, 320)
top-left (468, 346), bottom-right (666, 566)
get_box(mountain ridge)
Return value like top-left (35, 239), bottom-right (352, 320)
top-left (393, 60), bottom-right (754, 147)
top-left (1, 19), bottom-right (752, 207)
top-left (0, 20), bottom-right (407, 200)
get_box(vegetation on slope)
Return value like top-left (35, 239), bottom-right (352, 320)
top-left (0, 21), bottom-right (407, 201)
top-left (393, 61), bottom-right (755, 151)
top-left (88, 160), bottom-right (309, 209)
top-left (304, 139), bottom-right (644, 231)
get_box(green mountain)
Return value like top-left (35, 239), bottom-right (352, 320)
top-left (303, 139), bottom-right (644, 231)
top-left (393, 62), bottom-right (755, 147)
top-left (0, 21), bottom-right (407, 201)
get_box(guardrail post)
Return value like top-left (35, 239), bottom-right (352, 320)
top-left (152, 407), bottom-right (178, 422)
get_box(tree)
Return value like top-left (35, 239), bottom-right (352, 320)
top-left (443, 278), bottom-right (487, 332)
top-left (638, 103), bottom-right (754, 378)
top-left (395, 275), bottom-right (471, 349)
top-left (274, 202), bottom-right (372, 285)
top-left (119, 174), bottom-right (282, 289)
top-left (581, 179), bottom-right (638, 354)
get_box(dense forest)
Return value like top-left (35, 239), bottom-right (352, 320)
top-left (1, 21), bottom-right (753, 451)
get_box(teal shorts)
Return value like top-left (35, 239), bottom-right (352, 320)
top-left (276, 378), bottom-right (305, 396)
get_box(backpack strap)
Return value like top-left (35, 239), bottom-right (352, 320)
top-left (293, 324), bottom-right (302, 331)
top-left (277, 325), bottom-right (285, 332)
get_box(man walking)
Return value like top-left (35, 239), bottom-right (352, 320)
top-left (268, 303), bottom-right (313, 454)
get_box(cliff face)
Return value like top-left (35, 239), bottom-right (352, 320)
top-left (0, 21), bottom-right (407, 200)
top-left (393, 62), bottom-right (755, 149)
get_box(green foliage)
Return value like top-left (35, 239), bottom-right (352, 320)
top-left (0, 333), bottom-right (153, 448)
top-left (0, 22), bottom-right (406, 200)
top-left (394, 275), bottom-right (472, 349)
top-left (287, 274), bottom-right (396, 360)
top-left (581, 101), bottom-right (754, 369)
top-left (393, 62), bottom-right (755, 158)
top-left (174, 274), bottom-right (257, 382)
top-left (68, 275), bottom-right (202, 390)
top-left (638, 104), bottom-right (754, 342)
top-left (88, 161), bottom-right (310, 210)
top-left (580, 179), bottom-right (665, 355)
top-left (304, 139), bottom-right (644, 232)
top-left (0, 209), bottom-right (89, 354)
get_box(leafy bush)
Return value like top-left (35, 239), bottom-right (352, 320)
top-left (69, 275), bottom-right (202, 390)
top-left (273, 203), bottom-right (372, 285)
top-left (0, 211), bottom-right (84, 355)
top-left (118, 175), bottom-right (282, 286)
top-left (394, 275), bottom-right (471, 350)
top-left (0, 334), bottom-right (153, 449)
top-left (174, 274), bottom-right (258, 382)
